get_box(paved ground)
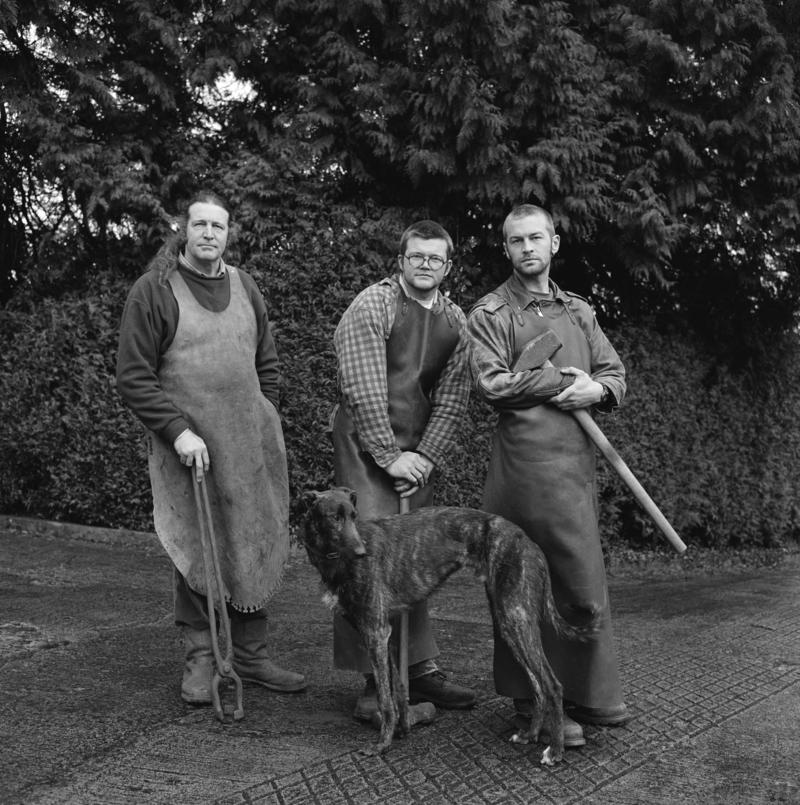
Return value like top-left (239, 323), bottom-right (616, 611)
top-left (1, 515), bottom-right (798, 805)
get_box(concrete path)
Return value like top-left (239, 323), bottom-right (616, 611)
top-left (1, 517), bottom-right (798, 804)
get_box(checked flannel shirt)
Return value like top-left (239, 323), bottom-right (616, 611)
top-left (333, 275), bottom-right (471, 470)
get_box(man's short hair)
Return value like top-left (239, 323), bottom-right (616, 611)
top-left (399, 220), bottom-right (454, 258)
top-left (502, 204), bottom-right (555, 240)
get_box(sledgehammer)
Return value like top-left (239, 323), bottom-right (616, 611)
top-left (513, 329), bottom-right (687, 554)
top-left (370, 494), bottom-right (437, 732)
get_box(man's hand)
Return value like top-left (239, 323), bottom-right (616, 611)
top-left (550, 367), bottom-right (603, 411)
top-left (387, 452), bottom-right (434, 498)
top-left (174, 429), bottom-right (210, 482)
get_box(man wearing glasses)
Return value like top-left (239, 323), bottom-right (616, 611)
top-left (330, 219), bottom-right (476, 720)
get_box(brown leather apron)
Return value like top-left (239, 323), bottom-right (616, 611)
top-left (147, 268), bottom-right (290, 612)
top-left (484, 284), bottom-right (624, 710)
top-left (332, 286), bottom-right (459, 671)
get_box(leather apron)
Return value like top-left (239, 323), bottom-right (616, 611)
top-left (332, 286), bottom-right (460, 671)
top-left (484, 284), bottom-right (624, 710)
top-left (147, 268), bottom-right (290, 612)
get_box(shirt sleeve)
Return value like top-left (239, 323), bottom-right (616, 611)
top-left (467, 301), bottom-right (573, 410)
top-left (334, 285), bottom-right (400, 468)
top-left (416, 304), bottom-right (471, 467)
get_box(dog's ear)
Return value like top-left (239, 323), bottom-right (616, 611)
top-left (332, 486), bottom-right (357, 510)
top-left (298, 490), bottom-right (320, 513)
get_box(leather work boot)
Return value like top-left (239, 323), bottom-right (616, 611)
top-left (180, 627), bottom-right (214, 705)
top-left (513, 698), bottom-right (586, 748)
top-left (353, 675), bottom-right (440, 724)
top-left (230, 616), bottom-right (306, 693)
top-left (408, 670), bottom-right (477, 709)
top-left (565, 701), bottom-right (630, 726)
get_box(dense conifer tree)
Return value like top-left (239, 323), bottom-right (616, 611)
top-left (1, 0), bottom-right (798, 343)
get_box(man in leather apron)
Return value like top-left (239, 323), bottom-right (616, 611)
top-left (117, 191), bottom-right (305, 704)
top-left (467, 204), bottom-right (629, 748)
top-left (331, 220), bottom-right (476, 720)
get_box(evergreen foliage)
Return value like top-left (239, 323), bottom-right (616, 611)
top-left (2, 0), bottom-right (798, 349)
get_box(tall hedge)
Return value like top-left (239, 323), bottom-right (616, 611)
top-left (0, 278), bottom-right (150, 527)
top-left (595, 325), bottom-right (800, 548)
top-left (1, 260), bottom-right (798, 551)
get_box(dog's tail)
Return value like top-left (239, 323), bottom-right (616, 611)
top-left (541, 563), bottom-right (603, 642)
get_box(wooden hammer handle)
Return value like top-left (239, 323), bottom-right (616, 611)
top-left (398, 495), bottom-right (410, 693)
top-left (572, 408), bottom-right (687, 554)
top-left (514, 330), bottom-right (686, 553)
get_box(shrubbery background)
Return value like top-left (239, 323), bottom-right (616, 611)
top-left (3, 2), bottom-right (799, 555)
top-left (2, 227), bottom-right (797, 551)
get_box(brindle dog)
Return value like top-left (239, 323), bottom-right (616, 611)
top-left (299, 487), bottom-right (599, 764)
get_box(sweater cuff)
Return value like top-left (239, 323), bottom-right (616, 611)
top-left (163, 418), bottom-right (191, 445)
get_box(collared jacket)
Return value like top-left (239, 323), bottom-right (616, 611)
top-left (466, 273), bottom-right (626, 709)
top-left (468, 273), bottom-right (625, 413)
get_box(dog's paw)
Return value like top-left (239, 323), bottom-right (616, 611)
top-left (359, 742), bottom-right (388, 757)
top-left (540, 746), bottom-right (562, 765)
top-left (509, 731), bottom-right (532, 745)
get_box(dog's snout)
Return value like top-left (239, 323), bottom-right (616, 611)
top-left (340, 516), bottom-right (368, 557)
top-left (346, 527), bottom-right (368, 557)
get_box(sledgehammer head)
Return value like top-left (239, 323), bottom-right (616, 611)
top-left (512, 329), bottom-right (563, 372)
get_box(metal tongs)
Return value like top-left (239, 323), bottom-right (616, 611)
top-left (191, 473), bottom-right (244, 723)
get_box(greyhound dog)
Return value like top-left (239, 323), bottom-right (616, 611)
top-left (299, 487), bottom-right (599, 764)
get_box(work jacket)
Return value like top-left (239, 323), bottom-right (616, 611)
top-left (467, 274), bottom-right (626, 708)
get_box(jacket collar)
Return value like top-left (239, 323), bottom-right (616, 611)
top-left (505, 272), bottom-right (570, 310)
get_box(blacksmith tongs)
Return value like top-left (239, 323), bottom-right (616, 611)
top-left (191, 473), bottom-right (245, 723)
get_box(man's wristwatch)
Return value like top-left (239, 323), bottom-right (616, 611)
top-left (599, 384), bottom-right (612, 406)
